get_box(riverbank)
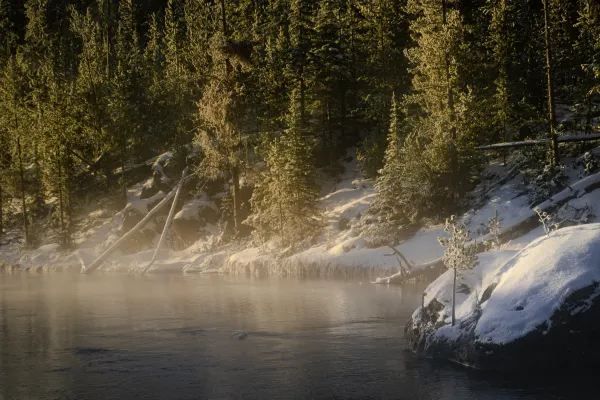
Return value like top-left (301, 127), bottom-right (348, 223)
top-left (2, 149), bottom-right (600, 282)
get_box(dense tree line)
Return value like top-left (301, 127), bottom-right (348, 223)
top-left (0, 0), bottom-right (598, 249)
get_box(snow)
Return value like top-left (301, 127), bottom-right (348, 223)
top-left (153, 151), bottom-right (174, 184)
top-left (475, 224), bottom-right (600, 344)
top-left (174, 194), bottom-right (218, 221)
top-left (2, 146), bottom-right (600, 283)
top-left (418, 224), bottom-right (600, 346)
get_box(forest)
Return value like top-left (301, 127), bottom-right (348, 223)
top-left (0, 0), bottom-right (599, 252)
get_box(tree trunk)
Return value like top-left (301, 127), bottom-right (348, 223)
top-left (57, 155), bottom-right (67, 248)
top-left (65, 153), bottom-right (73, 248)
top-left (16, 135), bottom-right (30, 247)
top-left (220, 0), bottom-right (232, 76)
top-left (143, 168), bottom-right (188, 272)
top-left (231, 166), bottom-right (241, 234)
top-left (83, 174), bottom-right (192, 273)
top-left (220, 0), bottom-right (227, 37)
top-left (0, 183), bottom-right (3, 237)
top-left (120, 134), bottom-right (127, 206)
top-left (442, 0), bottom-right (459, 200)
top-left (585, 94), bottom-right (593, 135)
top-left (452, 267), bottom-right (457, 326)
top-left (499, 0), bottom-right (509, 166)
top-left (543, 0), bottom-right (560, 166)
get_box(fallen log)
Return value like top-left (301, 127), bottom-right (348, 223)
top-left (375, 171), bottom-right (600, 284)
top-left (477, 132), bottom-right (600, 150)
top-left (142, 168), bottom-right (188, 273)
top-left (82, 172), bottom-right (193, 274)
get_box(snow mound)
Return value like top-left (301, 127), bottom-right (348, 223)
top-left (475, 223), bottom-right (600, 344)
top-left (412, 223), bottom-right (600, 351)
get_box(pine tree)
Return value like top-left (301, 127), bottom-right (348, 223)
top-left (488, 0), bottom-right (513, 152)
top-left (367, 93), bottom-right (406, 243)
top-left (357, 0), bottom-right (409, 134)
top-left (311, 0), bottom-right (352, 164)
top-left (111, 0), bottom-right (144, 203)
top-left (542, 0), bottom-right (559, 165)
top-left (0, 0), bottom-right (19, 63)
top-left (575, 0), bottom-right (600, 134)
top-left (288, 0), bottom-right (313, 126)
top-left (182, 0), bottom-right (216, 83)
top-left (248, 88), bottom-right (321, 248)
top-left (0, 55), bottom-right (31, 246)
top-left (396, 0), bottom-right (481, 221)
top-left (194, 34), bottom-right (250, 236)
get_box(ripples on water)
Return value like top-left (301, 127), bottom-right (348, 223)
top-left (0, 273), bottom-right (593, 399)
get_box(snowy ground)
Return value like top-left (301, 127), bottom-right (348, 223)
top-left (413, 223), bottom-right (600, 347)
top-left (2, 147), bottom-right (600, 281)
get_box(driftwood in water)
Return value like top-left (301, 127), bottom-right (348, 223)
top-left (375, 171), bottom-right (600, 285)
top-left (143, 168), bottom-right (188, 273)
top-left (82, 173), bottom-right (192, 274)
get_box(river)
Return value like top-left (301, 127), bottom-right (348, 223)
top-left (0, 273), bottom-right (592, 399)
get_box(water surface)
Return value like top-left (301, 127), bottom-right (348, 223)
top-left (0, 273), bottom-right (591, 399)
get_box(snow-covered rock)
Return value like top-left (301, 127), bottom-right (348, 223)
top-left (406, 223), bottom-right (600, 370)
top-left (172, 196), bottom-right (219, 245)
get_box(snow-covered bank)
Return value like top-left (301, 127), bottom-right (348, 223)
top-left (406, 223), bottom-right (600, 370)
top-left (2, 148), bottom-right (600, 281)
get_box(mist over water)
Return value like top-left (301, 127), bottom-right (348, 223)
top-left (0, 273), bottom-right (592, 399)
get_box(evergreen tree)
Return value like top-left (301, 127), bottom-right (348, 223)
top-left (397, 0), bottom-right (481, 221)
top-left (248, 88), bottom-right (321, 248)
top-left (194, 34), bottom-right (251, 236)
top-left (367, 93), bottom-right (406, 243)
top-left (111, 0), bottom-right (144, 202)
top-left (542, 0), bottom-right (559, 165)
top-left (311, 0), bottom-right (352, 164)
top-left (0, 0), bottom-right (20, 63)
top-left (0, 55), bottom-right (32, 246)
top-left (488, 0), bottom-right (513, 149)
top-left (575, 0), bottom-right (600, 133)
top-left (288, 0), bottom-right (313, 125)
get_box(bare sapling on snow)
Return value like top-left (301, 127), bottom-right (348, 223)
top-left (485, 210), bottom-right (502, 249)
top-left (534, 207), bottom-right (559, 236)
top-left (438, 216), bottom-right (478, 326)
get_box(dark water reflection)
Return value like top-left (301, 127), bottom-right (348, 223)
top-left (0, 273), bottom-right (592, 399)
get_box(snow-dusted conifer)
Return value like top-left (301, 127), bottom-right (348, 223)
top-left (248, 87), bottom-right (321, 249)
top-left (368, 93), bottom-right (406, 243)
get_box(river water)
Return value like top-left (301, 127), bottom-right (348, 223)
top-left (0, 273), bottom-right (592, 399)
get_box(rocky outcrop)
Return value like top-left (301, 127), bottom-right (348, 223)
top-left (406, 282), bottom-right (600, 370)
top-left (172, 197), bottom-right (219, 245)
top-left (406, 224), bottom-right (600, 371)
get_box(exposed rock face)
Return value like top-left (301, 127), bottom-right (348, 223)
top-left (172, 197), bottom-right (219, 245)
top-left (406, 224), bottom-right (600, 371)
top-left (140, 170), bottom-right (171, 199)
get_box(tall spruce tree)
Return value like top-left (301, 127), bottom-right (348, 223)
top-left (0, 55), bottom-right (31, 246)
top-left (542, 0), bottom-right (559, 165)
top-left (368, 93), bottom-right (406, 243)
top-left (248, 87), bottom-right (321, 248)
top-left (194, 34), bottom-right (251, 236)
top-left (575, 0), bottom-right (600, 133)
top-left (488, 0), bottom-right (513, 150)
top-left (397, 0), bottom-right (480, 221)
